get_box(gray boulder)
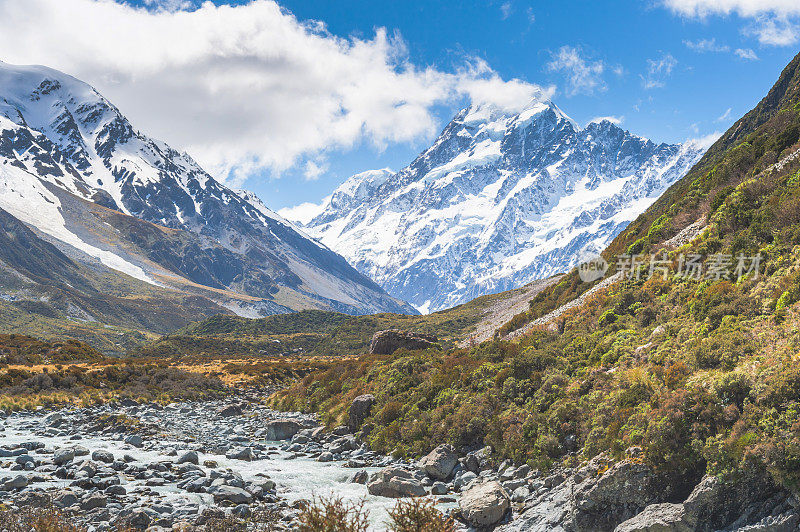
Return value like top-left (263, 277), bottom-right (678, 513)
top-left (459, 480), bottom-right (510, 527)
top-left (367, 467), bottom-right (427, 498)
top-left (264, 419), bottom-right (302, 441)
top-left (209, 485), bottom-right (253, 504)
top-left (369, 330), bottom-right (438, 355)
top-left (348, 394), bottom-right (376, 430)
top-left (92, 450), bottom-right (114, 463)
top-left (53, 448), bottom-right (75, 465)
top-left (419, 444), bottom-right (458, 480)
top-left (177, 451), bottom-right (199, 465)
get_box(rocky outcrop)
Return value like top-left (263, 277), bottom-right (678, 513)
top-left (348, 394), bottom-right (375, 430)
top-left (502, 451), bottom-right (800, 532)
top-left (614, 503), bottom-right (693, 532)
top-left (613, 469), bottom-right (800, 532)
top-left (367, 467), bottom-right (427, 498)
top-left (459, 480), bottom-right (510, 527)
top-left (419, 444), bottom-right (458, 481)
top-left (369, 330), bottom-right (438, 355)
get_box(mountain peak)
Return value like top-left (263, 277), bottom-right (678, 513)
top-left (0, 61), bottom-right (417, 316)
top-left (302, 101), bottom-right (707, 312)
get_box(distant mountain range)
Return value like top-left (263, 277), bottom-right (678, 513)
top-left (294, 100), bottom-right (707, 312)
top-left (0, 60), bottom-right (415, 341)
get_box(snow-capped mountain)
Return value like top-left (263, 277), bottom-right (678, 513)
top-left (0, 61), bottom-right (415, 316)
top-left (299, 100), bottom-right (707, 313)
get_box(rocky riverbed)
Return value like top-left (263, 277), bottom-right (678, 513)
top-left (2, 395), bottom-right (799, 531)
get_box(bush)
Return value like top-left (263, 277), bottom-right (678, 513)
top-left (387, 498), bottom-right (454, 532)
top-left (296, 497), bottom-right (369, 532)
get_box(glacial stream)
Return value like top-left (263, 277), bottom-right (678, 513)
top-left (0, 404), bottom-right (419, 530)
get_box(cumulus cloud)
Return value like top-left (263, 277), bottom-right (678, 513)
top-left (278, 201), bottom-right (325, 225)
top-left (0, 0), bottom-right (548, 186)
top-left (642, 53), bottom-right (678, 89)
top-left (546, 46), bottom-right (606, 97)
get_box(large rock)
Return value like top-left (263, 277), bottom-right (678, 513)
top-left (614, 504), bottom-right (693, 532)
top-left (369, 330), bottom-right (438, 355)
top-left (367, 467), bottom-right (427, 498)
top-left (264, 419), bottom-right (302, 441)
top-left (348, 394), bottom-right (376, 430)
top-left (218, 404), bottom-right (243, 417)
top-left (177, 451), bottom-right (199, 465)
top-left (209, 485), bottom-right (253, 504)
top-left (459, 480), bottom-right (510, 527)
top-left (53, 448), bottom-right (75, 465)
top-left (419, 444), bottom-right (458, 480)
top-left (92, 450), bottom-right (114, 463)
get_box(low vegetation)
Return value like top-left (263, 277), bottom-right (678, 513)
top-left (295, 496), bottom-right (453, 532)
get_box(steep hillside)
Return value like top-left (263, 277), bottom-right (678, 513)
top-left (273, 51), bottom-right (800, 510)
top-left (0, 61), bottom-right (415, 317)
top-left (300, 98), bottom-right (705, 311)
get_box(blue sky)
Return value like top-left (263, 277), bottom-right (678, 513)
top-left (1, 0), bottom-right (798, 213)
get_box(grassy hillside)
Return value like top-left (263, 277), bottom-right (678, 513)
top-left (272, 51), bottom-right (800, 496)
top-left (133, 286), bottom-right (517, 358)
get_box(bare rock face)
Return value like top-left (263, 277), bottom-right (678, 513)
top-left (369, 330), bottom-right (438, 355)
top-left (459, 480), bottom-right (510, 527)
top-left (348, 394), bottom-right (376, 430)
top-left (419, 444), bottom-right (458, 481)
top-left (572, 453), bottom-right (672, 531)
top-left (613, 503), bottom-right (693, 532)
top-left (367, 467), bottom-right (427, 498)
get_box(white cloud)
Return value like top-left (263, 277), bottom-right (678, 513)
top-left (500, 1), bottom-right (512, 20)
top-left (0, 0), bottom-right (548, 186)
top-left (663, 1), bottom-right (800, 18)
top-left (278, 201), bottom-right (325, 226)
top-left (526, 7), bottom-right (535, 23)
top-left (734, 48), bottom-right (759, 60)
top-left (642, 53), bottom-right (678, 89)
top-left (690, 131), bottom-right (723, 150)
top-left (747, 16), bottom-right (799, 46)
top-left (683, 38), bottom-right (730, 52)
top-left (588, 116), bottom-right (624, 126)
top-left (663, 1), bottom-right (799, 47)
top-left (716, 107), bottom-right (732, 122)
top-left (303, 160), bottom-right (328, 181)
top-left (546, 46), bottom-right (606, 97)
